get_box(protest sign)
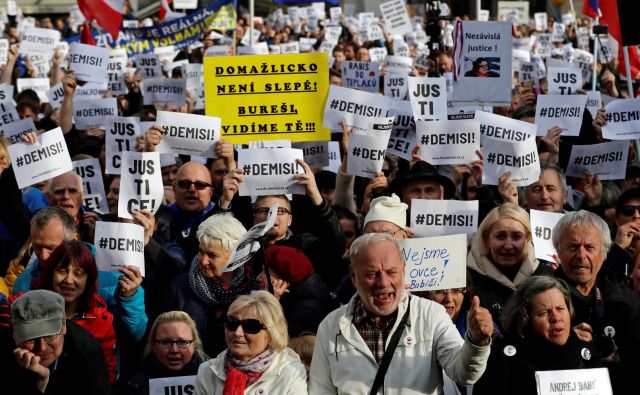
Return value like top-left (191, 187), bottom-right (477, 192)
top-left (107, 59), bottom-right (127, 95)
top-left (586, 90), bottom-right (601, 119)
top-left (141, 78), bottom-right (186, 106)
top-left (16, 78), bottom-right (50, 103)
top-left (392, 40), bottom-right (409, 58)
top-left (292, 141), bottom-right (329, 168)
top-left (368, 47), bottom-right (388, 63)
top-left (118, 151), bottom-right (164, 220)
top-left (497, 1), bottom-right (529, 25)
top-left (416, 119), bottom-right (479, 165)
top-left (475, 110), bottom-right (537, 143)
top-left (280, 42), bottom-right (300, 54)
top-left (19, 27), bottom-right (60, 56)
top-left (0, 83), bottom-right (12, 102)
top-left (565, 141), bottom-right (628, 181)
top-left (408, 77), bottom-right (447, 121)
top-left (534, 12), bottom-right (548, 31)
top-left (387, 99), bottom-right (415, 161)
top-left (0, 39), bottom-right (8, 65)
top-left (577, 27), bottom-right (590, 49)
top-left (68, 42), bottom-right (109, 84)
top-left (330, 7), bottom-right (342, 24)
top-left (0, 101), bottom-right (20, 131)
top-left (452, 21), bottom-right (512, 105)
top-left (572, 48), bottom-right (593, 82)
top-left (552, 22), bottom-right (566, 42)
top-left (7, 127), bottom-right (72, 189)
top-left (322, 141), bottom-right (341, 173)
top-left (94, 222), bottom-right (145, 277)
top-left (478, 10), bottom-right (489, 21)
top-left (535, 368), bottom-right (612, 395)
top-left (530, 209), bottom-right (564, 261)
top-left (148, 376), bottom-right (196, 395)
top-left (323, 85), bottom-right (391, 132)
top-left (384, 74), bottom-right (408, 100)
top-left (380, 0), bottom-right (412, 35)
top-left (384, 55), bottom-right (413, 75)
top-left (401, 234), bottom-right (467, 292)
top-left (73, 98), bottom-right (118, 130)
top-left (482, 136), bottom-right (540, 186)
top-left (347, 133), bottom-right (389, 178)
top-left (156, 111), bottom-right (221, 157)
top-left (1, 118), bottom-right (37, 145)
top-left (174, 0), bottom-right (197, 8)
top-left (533, 33), bottom-right (552, 58)
top-left (410, 200), bottom-right (478, 239)
top-left (74, 82), bottom-right (108, 100)
top-left (205, 53), bottom-right (330, 143)
top-left (601, 98), bottom-right (640, 140)
top-left (73, 158), bottom-right (108, 214)
top-left (106, 116), bottom-right (141, 175)
top-left (547, 67), bottom-right (581, 95)
top-left (535, 94), bottom-right (587, 137)
top-left (237, 148), bottom-right (305, 196)
top-left (137, 53), bottom-right (162, 78)
top-left (342, 60), bottom-right (379, 92)
top-left (205, 45), bottom-right (232, 57)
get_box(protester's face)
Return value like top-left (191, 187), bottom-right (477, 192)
top-left (437, 54), bottom-right (452, 74)
top-left (31, 219), bottom-right (67, 262)
top-left (616, 198), bottom-right (640, 230)
top-left (225, 306), bottom-right (271, 362)
top-left (174, 162), bottom-right (213, 213)
top-left (524, 169), bottom-right (567, 212)
top-left (631, 256), bottom-right (640, 295)
top-left (427, 288), bottom-right (465, 321)
top-left (253, 197), bottom-right (292, 241)
top-left (209, 159), bottom-right (228, 190)
top-left (52, 262), bottom-right (88, 306)
top-left (356, 47), bottom-right (370, 62)
top-left (340, 218), bottom-right (358, 248)
top-left (151, 321), bottom-right (196, 372)
top-left (106, 177), bottom-right (120, 215)
top-left (16, 320), bottom-right (66, 368)
top-left (48, 173), bottom-right (84, 220)
top-left (350, 239), bottom-right (405, 317)
top-left (485, 217), bottom-right (527, 267)
top-left (363, 220), bottom-right (409, 239)
top-left (529, 288), bottom-right (571, 346)
top-left (161, 164), bottom-right (180, 186)
top-left (344, 45), bottom-right (355, 60)
top-left (465, 176), bottom-right (478, 200)
top-left (197, 239), bottom-right (230, 279)
top-left (402, 179), bottom-right (444, 203)
top-left (558, 225), bottom-right (605, 292)
top-left (18, 106), bottom-right (38, 121)
top-left (333, 50), bottom-right (345, 63)
top-left (329, 75), bottom-right (341, 85)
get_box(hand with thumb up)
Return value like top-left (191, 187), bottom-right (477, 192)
top-left (467, 296), bottom-right (493, 346)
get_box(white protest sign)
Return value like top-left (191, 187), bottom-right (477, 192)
top-left (534, 12), bottom-right (548, 31)
top-left (238, 148), bottom-right (305, 196)
top-left (292, 141), bottom-right (329, 168)
top-left (475, 110), bottom-right (537, 143)
top-left (156, 111), bottom-right (221, 157)
top-left (280, 42), bottom-right (300, 54)
top-left (572, 48), bottom-right (594, 82)
top-left (530, 209), bottom-right (564, 261)
top-left (323, 25), bottom-right (342, 45)
top-left (298, 38), bottom-right (317, 53)
top-left (7, 127), bottom-right (72, 189)
top-left (94, 222), bottom-right (145, 277)
top-left (73, 98), bottom-right (117, 130)
top-left (1, 118), bottom-right (37, 145)
top-left (342, 60), bottom-right (380, 93)
top-left (154, 45), bottom-right (177, 64)
top-left (107, 58), bottom-right (127, 95)
top-left (366, 23), bottom-right (385, 41)
top-left (601, 98), bottom-right (640, 140)
top-left (74, 82), bottom-right (107, 100)
top-left (205, 45), bottom-right (232, 57)
top-left (547, 67), bottom-right (581, 95)
top-left (401, 234), bottom-right (467, 291)
top-left (416, 119), bottom-right (480, 165)
top-left (497, 1), bottom-right (529, 25)
top-left (534, 33), bottom-right (552, 58)
top-left (173, 0), bottom-right (198, 9)
top-left (118, 151), bottom-right (164, 219)
top-left (408, 77), bottom-right (447, 121)
top-left (380, 0), bottom-right (412, 36)
top-left (577, 27), bottom-right (590, 49)
top-left (323, 85), bottom-right (391, 131)
top-left (598, 38), bottom-right (613, 62)
top-left (330, 7), bottom-right (342, 24)
top-left (137, 54), bottom-right (162, 79)
top-left (141, 78), bottom-right (186, 106)
top-left (322, 141), bottom-right (341, 173)
top-left (68, 42), bottom-right (109, 84)
top-left (566, 141), bottom-right (628, 181)
top-left (0, 39), bottom-right (9, 65)
top-left (0, 100), bottom-right (20, 130)
top-left (148, 376), bottom-right (196, 395)
top-left (16, 78), bottom-right (50, 103)
top-left (19, 27), bottom-right (60, 56)
top-left (552, 22), bottom-right (565, 42)
top-left (73, 158), bottom-right (108, 214)
top-left (368, 47), bottom-right (388, 64)
top-left (347, 133), bottom-right (389, 179)
top-left (482, 137), bottom-right (540, 186)
top-left (106, 116), bottom-right (140, 175)
top-left (392, 40), bottom-right (409, 58)
top-left (410, 200), bottom-right (478, 238)
top-left (385, 55), bottom-right (413, 75)
top-left (452, 21), bottom-right (512, 105)
top-left (478, 10), bottom-right (489, 21)
top-left (535, 94), bottom-right (587, 137)
top-left (384, 74), bottom-right (408, 100)
top-left (535, 368), bottom-right (612, 395)
top-left (46, 82), bottom-right (64, 109)
top-left (586, 90), bottom-right (601, 119)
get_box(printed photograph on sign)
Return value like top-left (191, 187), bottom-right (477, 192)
top-left (464, 57), bottom-right (501, 77)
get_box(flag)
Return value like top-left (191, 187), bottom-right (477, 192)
top-left (80, 22), bottom-right (96, 46)
top-left (159, 0), bottom-right (172, 20)
top-left (583, 0), bottom-right (599, 18)
top-left (77, 0), bottom-right (123, 40)
top-left (599, 0), bottom-right (640, 79)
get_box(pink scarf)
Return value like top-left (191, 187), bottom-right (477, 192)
top-left (223, 348), bottom-right (277, 395)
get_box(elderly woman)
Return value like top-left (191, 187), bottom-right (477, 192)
top-left (124, 311), bottom-right (207, 394)
top-left (474, 276), bottom-right (602, 395)
top-left (195, 291), bottom-right (307, 394)
top-left (163, 213), bottom-right (256, 356)
top-left (467, 203), bottom-right (553, 328)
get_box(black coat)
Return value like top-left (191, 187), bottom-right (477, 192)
top-left (280, 273), bottom-right (330, 337)
top-left (123, 351), bottom-right (206, 395)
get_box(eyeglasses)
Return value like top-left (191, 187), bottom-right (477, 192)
top-left (224, 316), bottom-right (266, 334)
top-left (153, 339), bottom-right (194, 349)
top-left (176, 180), bottom-right (212, 190)
top-left (253, 207), bottom-right (291, 216)
top-left (22, 332), bottom-right (62, 346)
top-left (478, 63), bottom-right (489, 68)
top-left (431, 288), bottom-right (466, 298)
top-left (619, 205), bottom-right (640, 217)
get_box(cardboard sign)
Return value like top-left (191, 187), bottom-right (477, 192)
top-left (16, 78), bottom-right (50, 103)
top-left (475, 110), bottom-right (537, 143)
top-left (105, 116), bottom-right (141, 175)
top-left (237, 148), bottom-right (305, 196)
top-left (547, 67), bottom-right (581, 95)
top-left (141, 78), bottom-right (186, 106)
top-left (415, 119), bottom-right (480, 165)
top-left (323, 85), bottom-right (391, 131)
top-left (380, 0), bottom-right (412, 36)
top-left (292, 141), bottom-right (329, 168)
top-left (565, 141), bottom-right (628, 181)
top-left (73, 98), bottom-right (118, 130)
top-left (7, 127), bottom-right (72, 189)
top-left (535, 368), bottom-right (612, 395)
top-left (601, 98), bottom-right (640, 140)
top-left (410, 200), bottom-right (478, 238)
top-left (94, 222), bottom-right (145, 276)
top-left (156, 111), bottom-right (221, 157)
top-left (342, 60), bottom-right (380, 92)
top-left (118, 151), bottom-right (164, 219)
top-left (205, 53), bottom-right (330, 143)
top-left (45, 82), bottom-right (63, 108)
top-left (1, 118), bottom-right (37, 145)
top-left (347, 133), bottom-right (389, 178)
top-left (384, 74), bottom-right (408, 100)
top-left (73, 158), bottom-right (108, 214)
top-left (137, 53), bottom-right (162, 79)
top-left (19, 27), bottom-right (60, 56)
top-left (107, 58), bottom-right (127, 95)
top-left (534, 94), bottom-right (587, 137)
top-left (69, 42), bottom-right (110, 84)
top-left (401, 234), bottom-right (467, 291)
top-left (408, 77), bottom-right (447, 121)
top-left (530, 209), bottom-right (564, 261)
top-left (482, 136), bottom-right (540, 186)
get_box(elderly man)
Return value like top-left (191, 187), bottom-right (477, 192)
top-left (2, 290), bottom-right (109, 394)
top-left (393, 161), bottom-right (456, 205)
top-left (553, 210), bottom-right (640, 394)
top-left (310, 233), bottom-right (492, 394)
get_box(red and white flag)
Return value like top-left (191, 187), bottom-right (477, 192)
top-left (77, 0), bottom-right (124, 40)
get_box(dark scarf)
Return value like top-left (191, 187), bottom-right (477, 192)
top-left (188, 255), bottom-right (254, 306)
top-left (168, 202), bottom-right (216, 238)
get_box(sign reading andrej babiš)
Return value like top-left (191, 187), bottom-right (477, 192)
top-left (204, 53), bottom-right (330, 143)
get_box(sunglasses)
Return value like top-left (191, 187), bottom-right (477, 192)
top-left (224, 316), bottom-right (266, 334)
top-left (176, 180), bottom-right (212, 190)
top-left (619, 205), bottom-right (640, 217)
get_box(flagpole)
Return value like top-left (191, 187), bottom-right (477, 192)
top-left (623, 46), bottom-right (635, 97)
top-left (249, 0), bottom-right (254, 47)
top-left (592, 17), bottom-right (599, 92)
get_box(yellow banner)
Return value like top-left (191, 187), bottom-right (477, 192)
top-left (204, 53), bottom-right (330, 143)
top-left (209, 3), bottom-right (237, 32)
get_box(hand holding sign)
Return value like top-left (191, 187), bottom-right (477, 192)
top-left (117, 266), bottom-right (143, 298)
top-left (293, 159), bottom-right (323, 205)
top-left (62, 70), bottom-right (77, 97)
top-left (220, 168), bottom-right (244, 209)
top-left (467, 296), bottom-right (493, 345)
top-left (144, 125), bottom-right (163, 152)
top-left (581, 171), bottom-right (602, 206)
top-left (498, 171), bottom-right (518, 204)
top-left (131, 209), bottom-right (156, 246)
top-left (214, 139), bottom-right (235, 169)
top-left (592, 107), bottom-right (607, 138)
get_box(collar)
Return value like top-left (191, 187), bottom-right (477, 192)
top-left (352, 296), bottom-right (399, 328)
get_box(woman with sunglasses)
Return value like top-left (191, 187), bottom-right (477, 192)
top-left (195, 291), bottom-right (307, 394)
top-left (124, 311), bottom-right (206, 395)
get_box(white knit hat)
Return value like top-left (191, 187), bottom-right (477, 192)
top-left (363, 194), bottom-right (408, 229)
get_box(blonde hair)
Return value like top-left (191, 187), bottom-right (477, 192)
top-left (0, 137), bottom-right (9, 163)
top-left (288, 334), bottom-right (316, 366)
top-left (476, 203), bottom-right (532, 258)
top-left (228, 291), bottom-right (288, 352)
top-left (145, 311), bottom-right (204, 356)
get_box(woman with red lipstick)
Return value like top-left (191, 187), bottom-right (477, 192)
top-left (474, 276), bottom-right (602, 395)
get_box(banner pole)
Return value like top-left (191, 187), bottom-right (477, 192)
top-left (623, 46), bottom-right (634, 98)
top-left (591, 17), bottom-right (599, 91)
top-left (249, 0), bottom-right (254, 47)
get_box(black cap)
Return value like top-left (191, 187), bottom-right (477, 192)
top-left (394, 161), bottom-right (456, 200)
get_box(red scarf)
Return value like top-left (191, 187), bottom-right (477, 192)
top-left (222, 349), bottom-right (276, 395)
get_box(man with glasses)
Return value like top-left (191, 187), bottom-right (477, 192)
top-left (2, 289), bottom-right (109, 394)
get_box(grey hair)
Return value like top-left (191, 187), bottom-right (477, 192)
top-left (501, 276), bottom-right (574, 338)
top-left (540, 162), bottom-right (568, 192)
top-left (552, 210), bottom-right (611, 255)
top-left (196, 213), bottom-right (247, 253)
top-left (47, 171), bottom-right (83, 195)
top-left (30, 207), bottom-right (77, 240)
top-left (349, 232), bottom-right (404, 267)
